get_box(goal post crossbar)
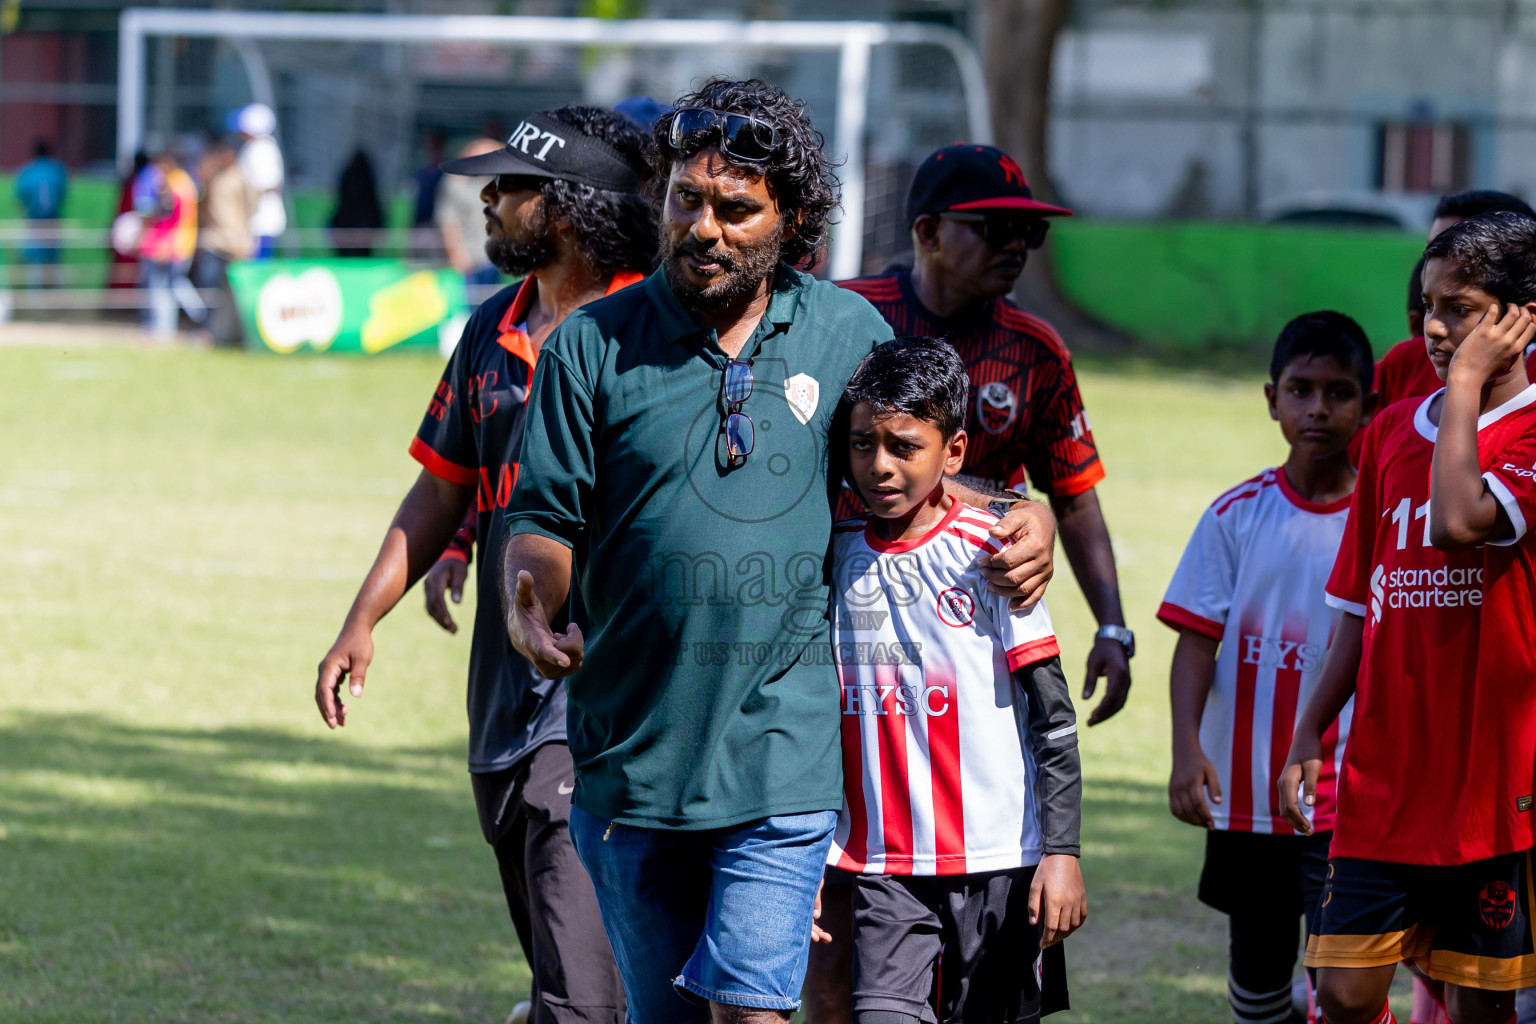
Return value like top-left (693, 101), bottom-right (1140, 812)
top-left (117, 8), bottom-right (993, 280)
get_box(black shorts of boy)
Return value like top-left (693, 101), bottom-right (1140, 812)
top-left (1199, 830), bottom-right (1331, 1003)
top-left (1305, 851), bottom-right (1536, 990)
top-left (849, 867), bottom-right (1070, 1024)
top-left (1200, 829), bottom-right (1332, 927)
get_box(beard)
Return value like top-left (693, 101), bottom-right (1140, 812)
top-left (661, 221), bottom-right (784, 313)
top-left (484, 203), bottom-right (557, 277)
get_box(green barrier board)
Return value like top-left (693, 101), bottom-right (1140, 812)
top-left (227, 258), bottom-right (468, 355)
top-left (1050, 221), bottom-right (1426, 356)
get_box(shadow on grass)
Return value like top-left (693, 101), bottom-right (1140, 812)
top-left (1063, 776), bottom-right (1229, 1023)
top-left (0, 713), bottom-right (526, 1024)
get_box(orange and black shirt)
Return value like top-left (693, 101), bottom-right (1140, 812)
top-left (411, 271), bottom-right (641, 772)
top-left (836, 270), bottom-right (1104, 517)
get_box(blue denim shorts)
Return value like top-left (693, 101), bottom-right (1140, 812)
top-left (569, 806), bottom-right (837, 1024)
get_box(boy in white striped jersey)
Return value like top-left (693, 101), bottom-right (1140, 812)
top-left (1159, 312), bottom-right (1378, 1024)
top-left (821, 337), bottom-right (1085, 1024)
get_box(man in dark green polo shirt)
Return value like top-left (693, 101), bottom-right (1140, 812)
top-left (502, 78), bottom-right (1057, 1024)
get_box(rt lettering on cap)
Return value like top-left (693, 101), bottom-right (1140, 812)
top-left (508, 121), bottom-right (568, 161)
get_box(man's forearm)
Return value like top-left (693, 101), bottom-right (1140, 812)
top-left (945, 475), bottom-right (1004, 507)
top-left (1052, 489), bottom-right (1124, 627)
top-left (501, 531), bottom-right (575, 622)
top-left (344, 470), bottom-right (473, 631)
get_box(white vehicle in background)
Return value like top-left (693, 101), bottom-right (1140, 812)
top-left (1260, 190), bottom-right (1438, 233)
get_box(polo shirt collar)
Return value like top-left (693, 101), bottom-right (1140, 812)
top-left (644, 263), bottom-right (807, 345)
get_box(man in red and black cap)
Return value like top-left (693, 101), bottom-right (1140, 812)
top-left (314, 105), bottom-right (655, 1024)
top-left (806, 142), bottom-right (1124, 1024)
top-left (839, 144), bottom-right (1131, 722)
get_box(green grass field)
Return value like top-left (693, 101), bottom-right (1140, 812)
top-left (0, 340), bottom-right (1405, 1022)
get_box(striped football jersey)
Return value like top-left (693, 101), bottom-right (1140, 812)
top-left (1159, 467), bottom-right (1354, 834)
top-left (828, 501), bottom-right (1061, 875)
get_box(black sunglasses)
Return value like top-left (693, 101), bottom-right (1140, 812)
top-left (492, 174), bottom-right (545, 194)
top-left (722, 359), bottom-right (754, 466)
top-left (670, 107), bottom-right (780, 163)
top-left (940, 212), bottom-right (1050, 251)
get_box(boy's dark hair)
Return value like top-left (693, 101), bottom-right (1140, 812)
top-left (842, 336), bottom-right (970, 439)
top-left (1422, 210), bottom-right (1536, 307)
top-left (539, 105), bottom-right (658, 273)
top-left (651, 77), bottom-right (839, 267)
top-left (1270, 311), bottom-right (1374, 390)
top-left (1407, 255), bottom-right (1427, 322)
top-left (1433, 189), bottom-right (1535, 224)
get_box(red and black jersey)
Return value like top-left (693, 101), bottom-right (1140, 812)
top-left (836, 271), bottom-right (1103, 517)
top-left (411, 271), bottom-right (642, 772)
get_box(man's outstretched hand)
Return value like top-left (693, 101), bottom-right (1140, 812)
top-left (315, 624), bottom-right (374, 729)
top-left (979, 501), bottom-right (1057, 611)
top-left (506, 570), bottom-right (584, 679)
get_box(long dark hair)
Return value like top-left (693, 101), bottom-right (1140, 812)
top-left (650, 77), bottom-right (840, 268)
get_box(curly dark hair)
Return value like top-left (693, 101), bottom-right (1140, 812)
top-left (1423, 210), bottom-right (1536, 307)
top-left (538, 104), bottom-right (658, 273)
top-left (650, 77), bottom-right (839, 267)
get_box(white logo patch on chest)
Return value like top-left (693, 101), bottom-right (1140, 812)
top-left (784, 373), bottom-right (820, 425)
top-left (976, 381), bottom-right (1018, 434)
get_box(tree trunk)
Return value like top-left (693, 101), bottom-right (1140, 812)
top-left (982, 0), bottom-right (1071, 203)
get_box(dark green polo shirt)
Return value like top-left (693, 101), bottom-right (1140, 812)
top-left (506, 265), bottom-right (894, 829)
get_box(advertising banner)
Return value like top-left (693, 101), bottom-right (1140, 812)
top-left (227, 258), bottom-right (469, 355)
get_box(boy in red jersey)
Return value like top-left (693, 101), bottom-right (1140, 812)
top-left (1161, 311), bottom-right (1377, 1024)
top-left (1279, 211), bottom-right (1536, 1024)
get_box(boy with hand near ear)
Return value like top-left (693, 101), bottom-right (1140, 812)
top-left (1281, 211), bottom-right (1536, 1024)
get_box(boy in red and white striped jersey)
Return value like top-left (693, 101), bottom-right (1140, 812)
top-left (823, 337), bottom-right (1085, 1024)
top-left (1160, 312), bottom-right (1379, 1024)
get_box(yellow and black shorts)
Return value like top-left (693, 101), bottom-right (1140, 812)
top-left (1305, 851), bottom-right (1536, 991)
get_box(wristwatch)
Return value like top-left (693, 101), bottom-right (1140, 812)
top-left (1095, 624), bottom-right (1136, 658)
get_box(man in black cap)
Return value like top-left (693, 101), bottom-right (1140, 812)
top-left (806, 145), bottom-right (1129, 1024)
top-left (315, 104), bottom-right (654, 1024)
top-left (839, 143), bottom-right (1131, 725)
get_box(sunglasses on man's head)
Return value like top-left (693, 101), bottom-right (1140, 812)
top-left (669, 107), bottom-right (780, 164)
top-left (940, 212), bottom-right (1051, 251)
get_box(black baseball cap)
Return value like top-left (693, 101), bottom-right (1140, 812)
top-left (906, 144), bottom-right (1073, 226)
top-left (440, 111), bottom-right (642, 192)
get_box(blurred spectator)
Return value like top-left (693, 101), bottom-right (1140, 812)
top-left (110, 151), bottom-right (149, 289)
top-left (195, 140), bottom-right (257, 347)
top-left (329, 150), bottom-right (385, 258)
top-left (412, 129), bottom-right (446, 227)
top-left (435, 137), bottom-right (501, 288)
top-left (230, 103), bottom-right (286, 257)
top-left (15, 139), bottom-right (67, 288)
top-left (614, 96), bottom-right (670, 131)
top-left (135, 152), bottom-right (206, 340)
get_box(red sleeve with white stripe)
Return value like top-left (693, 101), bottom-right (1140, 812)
top-left (1157, 501), bottom-right (1238, 641)
top-left (1481, 425), bottom-right (1536, 547)
top-left (1325, 422), bottom-right (1382, 617)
